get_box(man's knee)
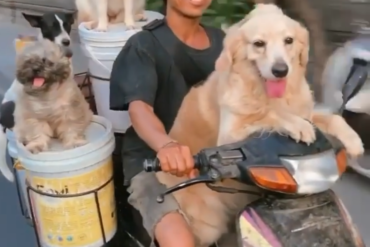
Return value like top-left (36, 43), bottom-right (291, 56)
top-left (155, 211), bottom-right (195, 247)
top-left (127, 172), bottom-right (195, 247)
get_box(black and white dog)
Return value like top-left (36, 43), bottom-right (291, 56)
top-left (23, 12), bottom-right (74, 46)
top-left (0, 12), bottom-right (75, 181)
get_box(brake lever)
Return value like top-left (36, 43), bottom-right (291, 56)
top-left (156, 149), bottom-right (245, 203)
top-left (156, 174), bottom-right (216, 203)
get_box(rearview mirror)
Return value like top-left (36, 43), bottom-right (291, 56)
top-left (339, 58), bottom-right (368, 113)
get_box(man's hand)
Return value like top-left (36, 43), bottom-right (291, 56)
top-left (157, 142), bottom-right (195, 177)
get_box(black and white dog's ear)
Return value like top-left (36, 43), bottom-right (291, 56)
top-left (22, 12), bottom-right (43, 28)
top-left (65, 11), bottom-right (77, 25)
top-left (0, 101), bottom-right (15, 130)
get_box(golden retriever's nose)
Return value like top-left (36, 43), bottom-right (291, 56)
top-left (272, 62), bottom-right (288, 78)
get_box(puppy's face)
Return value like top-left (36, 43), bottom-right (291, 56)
top-left (16, 40), bottom-right (73, 94)
top-left (216, 5), bottom-right (309, 98)
top-left (22, 12), bottom-right (75, 47)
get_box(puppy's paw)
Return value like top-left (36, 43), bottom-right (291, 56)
top-left (135, 13), bottom-right (147, 22)
top-left (25, 139), bottom-right (49, 154)
top-left (287, 118), bottom-right (316, 144)
top-left (63, 137), bottom-right (88, 149)
top-left (83, 21), bottom-right (96, 30)
top-left (125, 19), bottom-right (137, 30)
top-left (94, 22), bottom-right (108, 32)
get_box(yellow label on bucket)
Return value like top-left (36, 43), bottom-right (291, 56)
top-left (27, 158), bottom-right (117, 247)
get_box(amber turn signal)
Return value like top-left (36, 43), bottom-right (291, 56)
top-left (336, 149), bottom-right (347, 174)
top-left (248, 167), bottom-right (297, 193)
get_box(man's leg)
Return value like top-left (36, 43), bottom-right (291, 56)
top-left (127, 171), bottom-right (195, 247)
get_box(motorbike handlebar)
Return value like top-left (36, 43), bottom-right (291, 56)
top-left (144, 155), bottom-right (201, 172)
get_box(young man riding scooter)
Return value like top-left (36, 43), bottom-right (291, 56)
top-left (109, 0), bottom-right (225, 246)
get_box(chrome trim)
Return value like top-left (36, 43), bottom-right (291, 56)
top-left (280, 150), bottom-right (339, 194)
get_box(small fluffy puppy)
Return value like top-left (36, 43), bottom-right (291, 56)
top-left (14, 40), bottom-right (93, 154)
top-left (157, 4), bottom-right (364, 246)
top-left (75, 0), bottom-right (146, 31)
top-left (0, 12), bottom-right (76, 182)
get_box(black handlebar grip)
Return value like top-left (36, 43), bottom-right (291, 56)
top-left (144, 155), bottom-right (200, 172)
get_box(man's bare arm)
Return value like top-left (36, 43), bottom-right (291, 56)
top-left (128, 100), bottom-right (173, 152)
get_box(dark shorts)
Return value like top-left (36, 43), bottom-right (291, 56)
top-left (126, 172), bottom-right (241, 247)
top-left (127, 171), bottom-right (185, 245)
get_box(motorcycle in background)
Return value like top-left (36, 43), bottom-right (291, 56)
top-left (323, 34), bottom-right (370, 178)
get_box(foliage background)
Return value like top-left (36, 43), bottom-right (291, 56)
top-left (146, 0), bottom-right (254, 27)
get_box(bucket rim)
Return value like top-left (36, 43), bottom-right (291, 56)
top-left (78, 10), bottom-right (164, 42)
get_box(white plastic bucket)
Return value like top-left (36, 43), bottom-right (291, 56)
top-left (78, 11), bottom-right (164, 133)
top-left (17, 115), bottom-right (116, 247)
top-left (88, 56), bottom-right (132, 133)
top-left (6, 129), bottom-right (33, 224)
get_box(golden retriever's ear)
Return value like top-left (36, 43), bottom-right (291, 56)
top-left (215, 51), bottom-right (232, 71)
top-left (216, 26), bottom-right (244, 71)
top-left (296, 24), bottom-right (309, 67)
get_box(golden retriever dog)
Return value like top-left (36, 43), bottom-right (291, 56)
top-left (13, 40), bottom-right (93, 154)
top-left (156, 4), bottom-right (364, 247)
top-left (75, 0), bottom-right (146, 31)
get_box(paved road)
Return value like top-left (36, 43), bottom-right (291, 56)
top-left (1, 11), bottom-right (370, 247)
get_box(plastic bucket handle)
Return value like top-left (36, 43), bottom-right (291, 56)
top-left (81, 43), bottom-right (112, 74)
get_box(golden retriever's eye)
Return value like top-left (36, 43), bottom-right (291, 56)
top-left (253, 40), bottom-right (265, 48)
top-left (284, 37), bottom-right (294, 45)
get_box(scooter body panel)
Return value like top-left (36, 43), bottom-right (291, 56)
top-left (236, 190), bottom-right (364, 247)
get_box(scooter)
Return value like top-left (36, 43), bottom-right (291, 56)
top-left (144, 130), bottom-right (362, 247)
top-left (109, 52), bottom-right (368, 247)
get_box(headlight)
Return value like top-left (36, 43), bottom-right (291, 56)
top-left (248, 149), bottom-right (347, 194)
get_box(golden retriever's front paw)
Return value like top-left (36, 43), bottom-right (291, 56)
top-left (25, 139), bottom-right (49, 154)
top-left (288, 118), bottom-right (316, 144)
top-left (344, 135), bottom-right (364, 158)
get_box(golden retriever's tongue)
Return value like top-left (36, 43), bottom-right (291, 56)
top-left (33, 77), bottom-right (45, 87)
top-left (266, 79), bottom-right (286, 98)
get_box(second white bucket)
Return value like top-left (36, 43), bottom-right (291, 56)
top-left (79, 11), bottom-right (164, 133)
